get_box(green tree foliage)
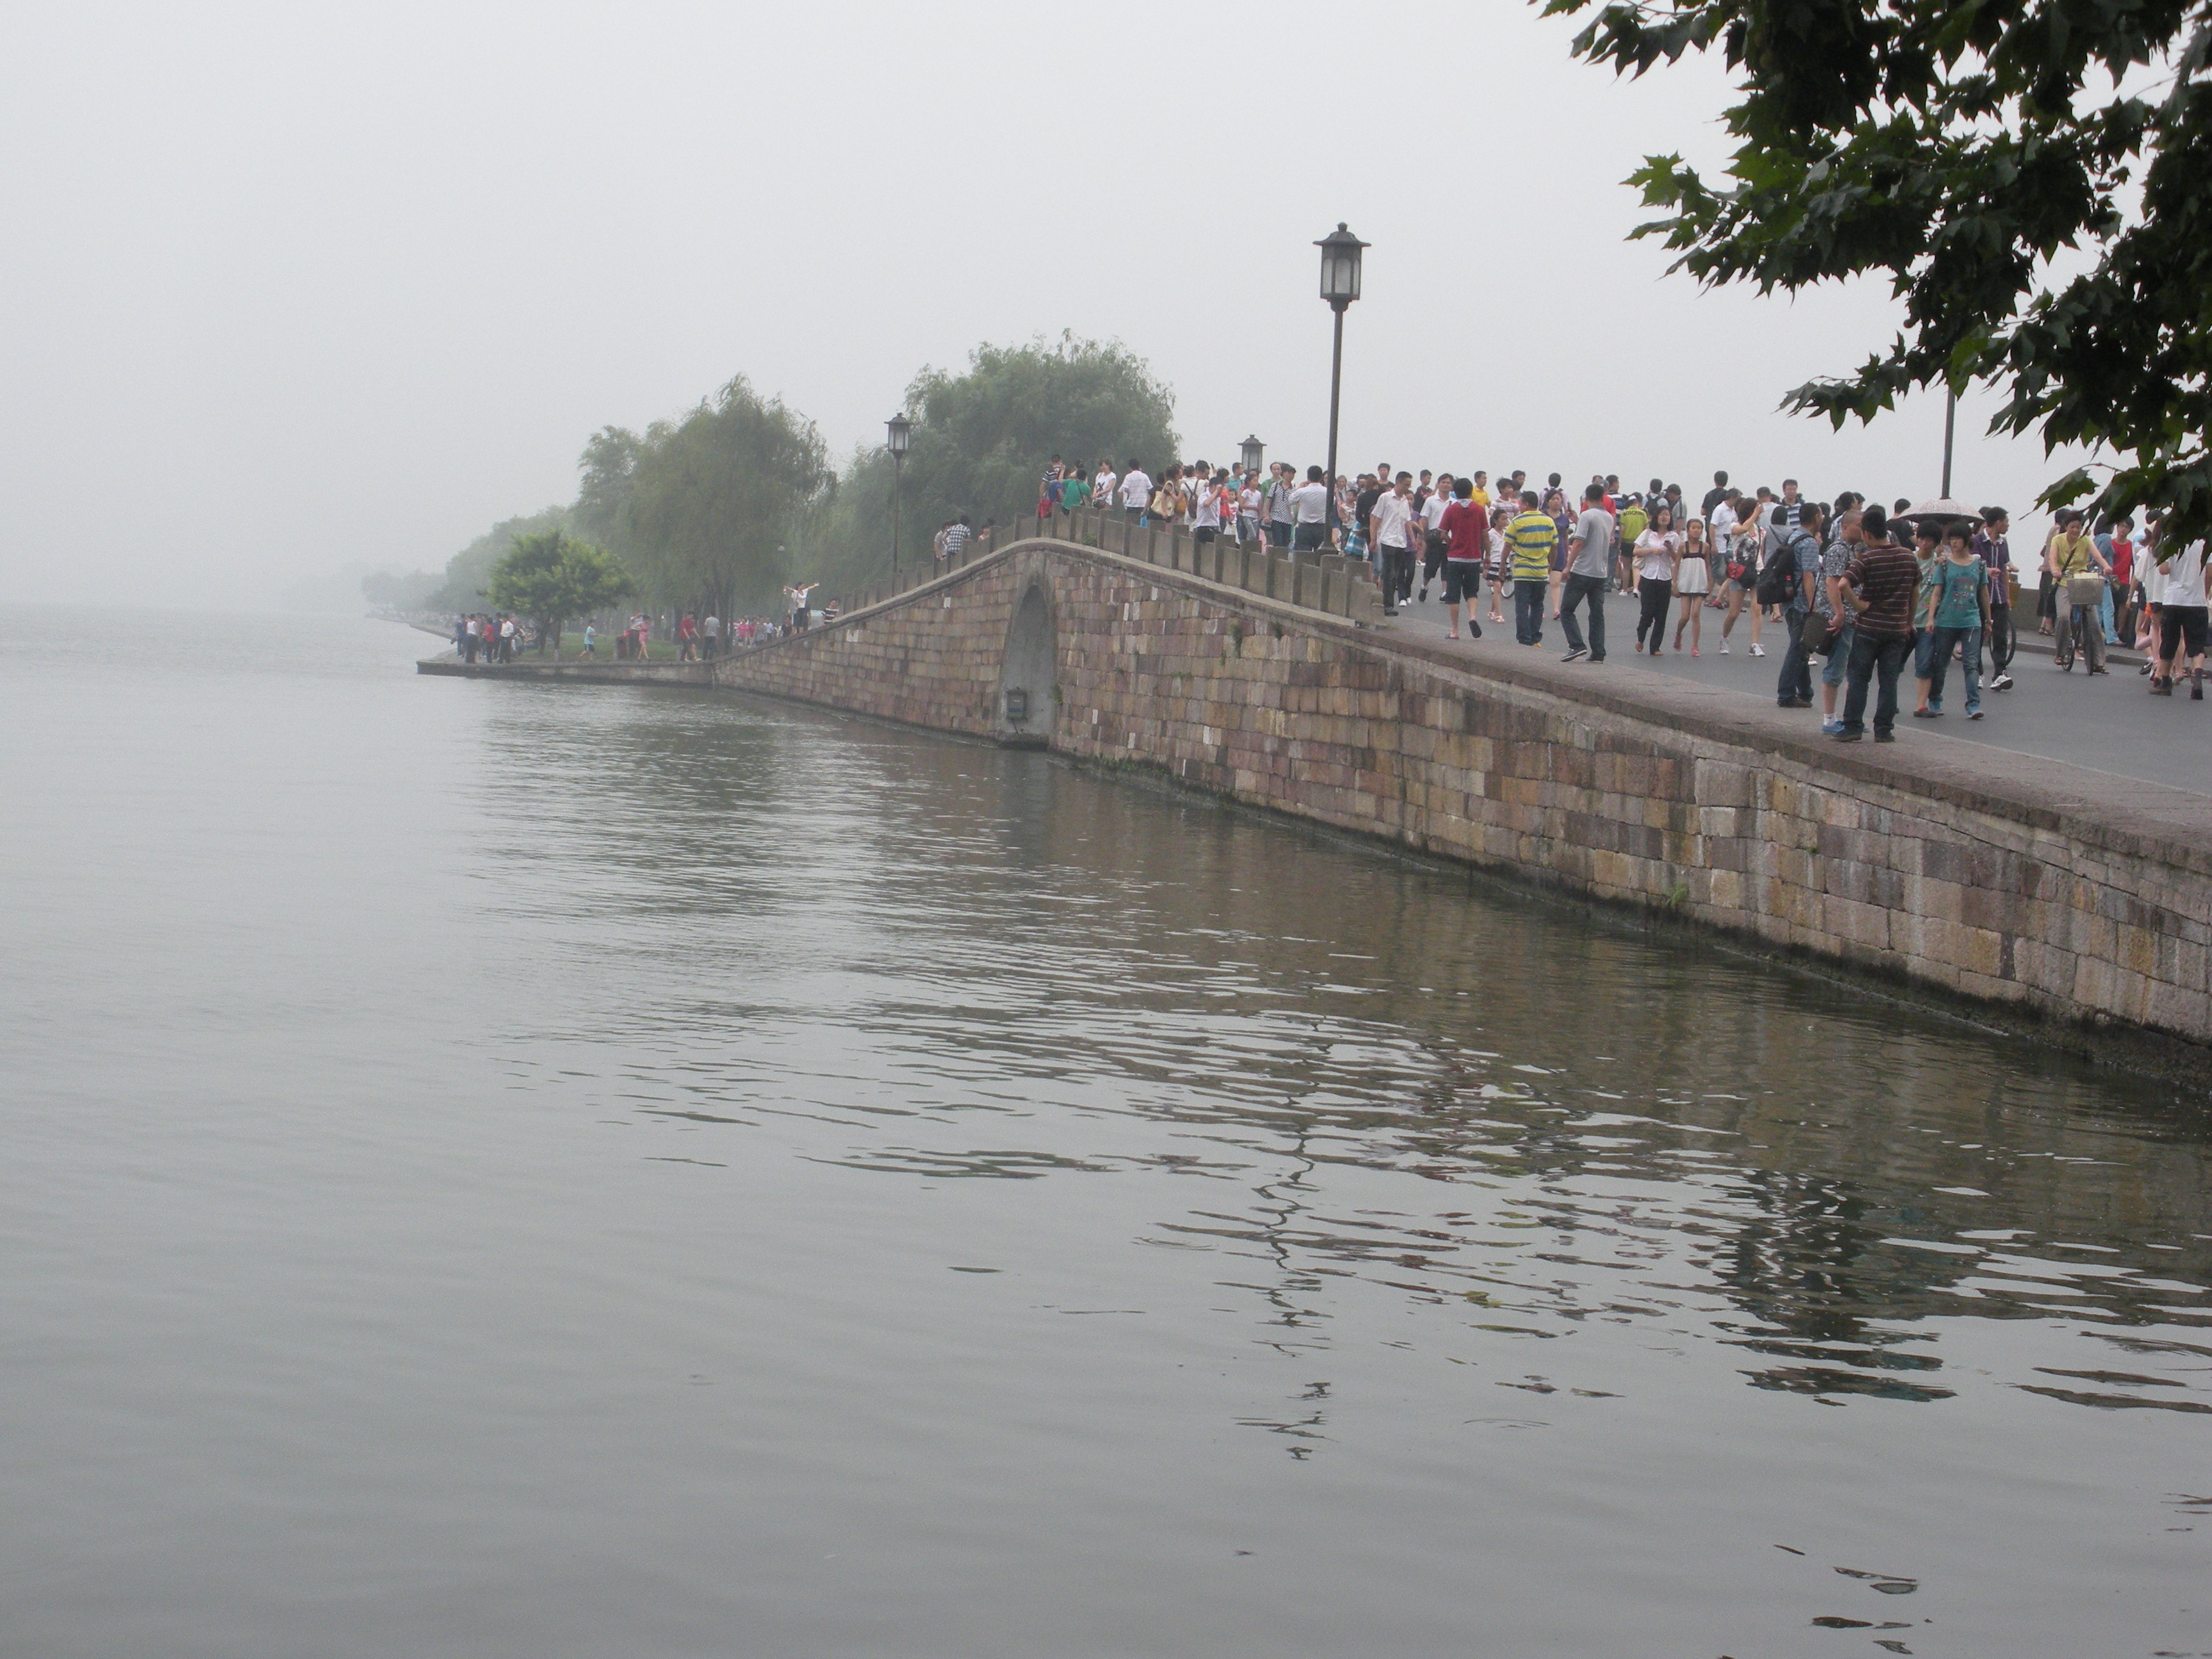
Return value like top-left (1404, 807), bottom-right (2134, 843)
top-left (809, 335), bottom-right (1179, 593)
top-left (427, 506), bottom-right (572, 611)
top-left (486, 529), bottom-right (634, 648)
top-left (1546, 0), bottom-right (2212, 531)
top-left (573, 425), bottom-right (643, 550)
top-left (623, 376), bottom-right (830, 614)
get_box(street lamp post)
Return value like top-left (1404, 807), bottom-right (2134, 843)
top-left (886, 413), bottom-right (913, 572)
top-left (1239, 434), bottom-right (1265, 477)
top-left (1940, 389), bottom-right (1957, 500)
top-left (1315, 223), bottom-right (1367, 541)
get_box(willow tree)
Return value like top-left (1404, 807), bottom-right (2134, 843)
top-left (809, 335), bottom-right (1179, 594)
top-left (1546, 0), bottom-right (2212, 534)
top-left (623, 376), bottom-right (830, 617)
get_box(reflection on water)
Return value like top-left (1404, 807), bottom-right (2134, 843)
top-left (1, 610), bottom-right (2207, 1659)
top-left (471, 679), bottom-right (2211, 1421)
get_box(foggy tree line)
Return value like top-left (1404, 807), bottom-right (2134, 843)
top-left (380, 335), bottom-right (1178, 618)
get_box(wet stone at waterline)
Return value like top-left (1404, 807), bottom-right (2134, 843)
top-left (0, 610), bottom-right (2205, 1658)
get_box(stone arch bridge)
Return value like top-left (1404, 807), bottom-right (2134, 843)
top-left (443, 506), bottom-right (2212, 1058)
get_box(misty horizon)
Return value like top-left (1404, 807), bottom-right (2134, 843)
top-left (4, 2), bottom-right (2085, 612)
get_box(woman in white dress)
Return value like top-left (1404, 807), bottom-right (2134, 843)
top-left (1672, 517), bottom-right (1713, 655)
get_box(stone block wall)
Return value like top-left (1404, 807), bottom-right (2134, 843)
top-left (721, 538), bottom-right (2212, 1052)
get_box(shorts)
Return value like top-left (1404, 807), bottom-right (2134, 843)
top-left (1443, 561), bottom-right (1481, 604)
top-left (2161, 606), bottom-right (2208, 660)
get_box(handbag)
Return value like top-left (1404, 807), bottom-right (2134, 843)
top-left (1798, 605), bottom-right (1835, 655)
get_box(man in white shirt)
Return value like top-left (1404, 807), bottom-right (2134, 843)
top-left (703, 613), bottom-right (722, 659)
top-left (1118, 461), bottom-right (1151, 517)
top-left (2152, 538), bottom-right (2208, 697)
top-left (1370, 471), bottom-right (1418, 615)
top-left (1289, 465), bottom-right (1332, 552)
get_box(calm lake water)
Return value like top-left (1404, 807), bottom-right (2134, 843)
top-left (3, 608), bottom-right (2207, 1658)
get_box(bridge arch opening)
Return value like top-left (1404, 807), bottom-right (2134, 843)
top-left (998, 579), bottom-right (1055, 748)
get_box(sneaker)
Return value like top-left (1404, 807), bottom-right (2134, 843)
top-left (1751, 643), bottom-right (1766, 657)
top-left (1691, 646), bottom-right (1701, 657)
top-left (1383, 607), bottom-right (1398, 617)
top-left (1822, 719), bottom-right (1844, 735)
top-left (1418, 586), bottom-right (1429, 603)
top-left (1968, 708), bottom-right (1983, 719)
top-left (1875, 731), bottom-right (1897, 742)
top-left (1992, 672), bottom-right (2014, 691)
top-left (2140, 659), bottom-right (2154, 675)
top-left (1912, 707), bottom-right (1940, 719)
top-left (1718, 642), bottom-right (1730, 654)
top-left (1777, 697), bottom-right (1812, 709)
top-left (2152, 677), bottom-right (2174, 695)
top-left (1832, 729), bottom-right (1862, 743)
top-left (1563, 646), bottom-right (1588, 662)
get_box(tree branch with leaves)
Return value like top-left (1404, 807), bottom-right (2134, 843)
top-left (1546, 0), bottom-right (2212, 534)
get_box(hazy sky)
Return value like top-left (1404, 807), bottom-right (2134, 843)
top-left (3, 1), bottom-right (2084, 609)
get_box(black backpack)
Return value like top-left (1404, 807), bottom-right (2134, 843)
top-left (1757, 531), bottom-right (1811, 605)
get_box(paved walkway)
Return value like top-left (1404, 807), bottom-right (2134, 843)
top-left (1376, 581), bottom-right (2211, 799)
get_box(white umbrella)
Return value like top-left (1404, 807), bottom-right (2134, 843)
top-left (1898, 497), bottom-right (1978, 526)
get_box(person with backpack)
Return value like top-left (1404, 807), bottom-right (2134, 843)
top-left (1615, 493), bottom-right (1650, 594)
top-left (1770, 502), bottom-right (1825, 707)
top-left (1718, 497), bottom-right (1768, 655)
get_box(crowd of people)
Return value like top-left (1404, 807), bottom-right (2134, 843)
top-left (451, 608), bottom-right (805, 663)
top-left (1039, 457), bottom-right (2209, 742)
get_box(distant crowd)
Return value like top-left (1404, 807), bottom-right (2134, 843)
top-left (1037, 457), bottom-right (2208, 740)
top-left (452, 608), bottom-right (810, 664)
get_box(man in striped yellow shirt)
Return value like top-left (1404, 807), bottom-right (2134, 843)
top-left (1507, 491), bottom-right (1559, 646)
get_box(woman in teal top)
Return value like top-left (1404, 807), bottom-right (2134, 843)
top-left (1914, 522), bottom-right (1993, 719)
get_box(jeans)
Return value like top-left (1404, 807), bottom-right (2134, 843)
top-left (2055, 586), bottom-right (2106, 669)
top-left (1381, 543), bottom-right (1416, 608)
top-left (1842, 631), bottom-right (1912, 735)
top-left (1268, 521), bottom-right (1290, 548)
top-left (1776, 606), bottom-right (1814, 702)
top-left (1926, 623), bottom-right (1983, 712)
top-left (1514, 579), bottom-right (1547, 645)
top-left (1821, 620), bottom-right (1855, 689)
top-left (1558, 572), bottom-right (1607, 657)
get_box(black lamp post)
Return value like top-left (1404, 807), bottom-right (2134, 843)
top-left (886, 413), bottom-right (912, 572)
top-left (1940, 389), bottom-right (1957, 499)
top-left (1240, 434), bottom-right (1265, 477)
top-left (1315, 223), bottom-right (1367, 538)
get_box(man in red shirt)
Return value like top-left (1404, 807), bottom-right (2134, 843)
top-left (1438, 477), bottom-right (1488, 640)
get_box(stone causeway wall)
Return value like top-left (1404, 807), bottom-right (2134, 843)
top-left (719, 531), bottom-right (2212, 1055)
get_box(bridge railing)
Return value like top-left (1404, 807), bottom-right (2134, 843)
top-left (833, 508), bottom-right (1382, 627)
